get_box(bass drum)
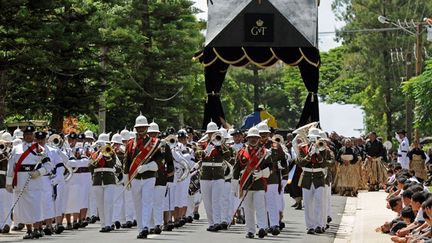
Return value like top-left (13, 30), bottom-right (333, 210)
top-left (188, 173), bottom-right (201, 196)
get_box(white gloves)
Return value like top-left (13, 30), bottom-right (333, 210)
top-left (231, 179), bottom-right (239, 197)
top-left (137, 161), bottom-right (158, 173)
top-left (277, 161), bottom-right (284, 170)
top-left (51, 176), bottom-right (63, 186)
top-left (5, 184), bottom-right (13, 193)
top-left (29, 170), bottom-right (41, 179)
top-left (253, 168), bottom-right (270, 180)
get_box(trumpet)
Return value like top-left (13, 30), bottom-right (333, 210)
top-left (165, 135), bottom-right (177, 149)
top-left (210, 131), bottom-right (225, 146)
top-left (101, 144), bottom-right (114, 158)
top-left (48, 134), bottom-right (64, 149)
top-left (315, 138), bottom-right (327, 152)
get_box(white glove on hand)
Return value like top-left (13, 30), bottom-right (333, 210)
top-left (137, 161), bottom-right (158, 173)
top-left (193, 162), bottom-right (200, 170)
top-left (29, 170), bottom-right (41, 179)
top-left (277, 161), bottom-right (284, 170)
top-left (5, 184), bottom-right (13, 193)
top-left (51, 176), bottom-right (62, 186)
top-left (231, 179), bottom-right (239, 197)
top-left (253, 170), bottom-right (263, 181)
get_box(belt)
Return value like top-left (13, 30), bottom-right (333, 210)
top-left (56, 163), bottom-right (64, 168)
top-left (0, 170), bottom-right (6, 175)
top-left (94, 168), bottom-right (115, 173)
top-left (301, 167), bottom-right (326, 173)
top-left (74, 167), bottom-right (90, 173)
top-left (18, 164), bottom-right (40, 172)
top-left (201, 162), bottom-right (223, 167)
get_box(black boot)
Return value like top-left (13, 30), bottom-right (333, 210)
top-left (271, 226), bottom-right (280, 236)
top-left (220, 221), bottom-right (228, 230)
top-left (186, 216), bottom-right (193, 223)
top-left (137, 228), bottom-right (149, 239)
top-left (154, 225), bottom-right (162, 234)
top-left (122, 221), bottom-right (133, 228)
top-left (43, 226), bottom-right (53, 236)
top-left (72, 221), bottom-right (80, 230)
top-left (23, 230), bottom-right (34, 239)
top-left (193, 212), bottom-right (200, 220)
top-left (55, 224), bottom-right (65, 234)
top-left (1, 224), bottom-right (10, 234)
top-left (114, 221), bottom-right (121, 229)
top-left (33, 229), bottom-right (43, 239)
top-left (90, 216), bottom-right (98, 224)
top-left (257, 228), bottom-right (266, 238)
top-left (12, 223), bottom-right (25, 231)
top-left (245, 232), bottom-right (254, 238)
top-left (132, 220), bottom-right (137, 227)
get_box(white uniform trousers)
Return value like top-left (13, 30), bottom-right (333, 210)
top-left (112, 185), bottom-right (125, 224)
top-left (54, 182), bottom-right (66, 217)
top-left (163, 182), bottom-right (176, 211)
top-left (243, 190), bottom-right (267, 234)
top-left (200, 179), bottom-right (224, 226)
top-left (94, 185), bottom-right (115, 228)
top-left (0, 189), bottom-right (13, 228)
top-left (41, 176), bottom-right (55, 220)
top-left (302, 185), bottom-right (325, 229)
top-left (88, 186), bottom-right (98, 217)
top-left (175, 177), bottom-right (189, 208)
top-left (131, 178), bottom-right (155, 232)
top-left (221, 181), bottom-right (233, 223)
top-left (279, 179), bottom-right (288, 213)
top-left (124, 189), bottom-right (135, 222)
top-left (150, 185), bottom-right (166, 228)
top-left (323, 183), bottom-right (332, 226)
top-left (265, 184), bottom-right (280, 227)
top-left (186, 192), bottom-right (201, 217)
top-left (14, 188), bottom-right (43, 224)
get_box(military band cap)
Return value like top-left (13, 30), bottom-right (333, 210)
top-left (68, 132), bottom-right (78, 139)
top-left (177, 130), bottom-right (187, 138)
top-left (230, 129), bottom-right (242, 135)
top-left (186, 126), bottom-right (194, 134)
top-left (78, 133), bottom-right (86, 139)
top-left (35, 131), bottom-right (48, 139)
top-left (23, 126), bottom-right (35, 133)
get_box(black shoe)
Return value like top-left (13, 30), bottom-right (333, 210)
top-left (257, 228), bottom-right (266, 238)
top-left (99, 227), bottom-right (110, 233)
top-left (315, 227), bottom-right (324, 234)
top-left (307, 228), bottom-right (315, 234)
top-left (80, 220), bottom-right (88, 228)
top-left (122, 221), bottom-right (133, 228)
top-left (132, 220), bottom-right (137, 227)
top-left (2, 224), bottom-right (10, 234)
top-left (154, 225), bottom-right (162, 234)
top-left (220, 222), bottom-right (228, 230)
top-left (174, 221), bottom-right (181, 228)
top-left (295, 204), bottom-right (303, 210)
top-left (115, 221), bottom-right (121, 229)
top-left (137, 228), bottom-right (149, 239)
top-left (23, 231), bottom-right (34, 239)
top-left (207, 225), bottom-right (218, 232)
top-left (179, 218), bottom-right (186, 226)
top-left (66, 223), bottom-right (73, 230)
top-left (86, 217), bottom-right (91, 222)
top-left (55, 225), bottom-right (65, 234)
top-left (167, 221), bottom-right (174, 231)
top-left (271, 226), bottom-right (280, 236)
top-left (245, 232), bottom-right (255, 238)
top-left (186, 216), bottom-right (193, 223)
top-left (326, 224), bottom-right (330, 229)
top-left (267, 227), bottom-right (273, 234)
top-left (149, 228), bottom-right (155, 234)
top-left (163, 224), bottom-right (172, 232)
top-left (279, 221), bottom-right (285, 230)
top-left (214, 224), bottom-right (222, 231)
top-left (291, 202), bottom-right (298, 207)
top-left (90, 216), bottom-right (97, 224)
top-left (12, 223), bottom-right (25, 231)
top-left (72, 222), bottom-right (80, 230)
top-left (193, 212), bottom-right (200, 220)
top-left (96, 216), bottom-right (100, 221)
top-left (327, 216), bottom-right (332, 223)
top-left (110, 225), bottom-right (115, 231)
top-left (33, 229), bottom-right (43, 239)
top-left (43, 227), bottom-right (53, 236)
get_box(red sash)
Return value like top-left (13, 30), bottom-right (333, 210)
top-left (129, 137), bottom-right (159, 177)
top-left (238, 147), bottom-right (264, 196)
top-left (13, 143), bottom-right (38, 187)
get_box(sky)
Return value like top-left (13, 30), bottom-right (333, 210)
top-left (192, 0), bottom-right (365, 137)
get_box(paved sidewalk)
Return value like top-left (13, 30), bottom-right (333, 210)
top-left (334, 190), bottom-right (395, 243)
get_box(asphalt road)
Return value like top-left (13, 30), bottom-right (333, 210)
top-left (0, 194), bottom-right (348, 243)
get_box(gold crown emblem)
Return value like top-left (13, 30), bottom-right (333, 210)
top-left (256, 19), bottom-right (264, 27)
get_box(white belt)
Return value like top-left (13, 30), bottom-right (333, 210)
top-left (301, 167), bottom-right (326, 173)
top-left (94, 168), bottom-right (115, 173)
top-left (201, 162), bottom-right (223, 167)
top-left (0, 171), bottom-right (6, 175)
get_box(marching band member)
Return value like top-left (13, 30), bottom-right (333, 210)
top-left (396, 130), bottom-right (410, 169)
top-left (199, 121), bottom-right (231, 232)
top-left (88, 136), bottom-right (119, 233)
top-left (6, 126), bottom-right (54, 239)
top-left (232, 126), bottom-right (271, 239)
top-left (111, 132), bottom-right (126, 229)
top-left (297, 128), bottom-right (332, 235)
top-left (124, 113), bottom-right (166, 239)
top-left (120, 128), bottom-right (136, 228)
top-left (220, 128), bottom-right (235, 229)
top-left (0, 132), bottom-right (13, 233)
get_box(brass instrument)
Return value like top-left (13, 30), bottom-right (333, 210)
top-left (210, 131), bottom-right (225, 146)
top-left (101, 144), bottom-right (114, 158)
top-left (48, 134), bottom-right (64, 149)
top-left (272, 134), bottom-right (284, 144)
top-left (165, 135), bottom-right (178, 149)
top-left (292, 122), bottom-right (319, 157)
top-left (0, 141), bottom-right (9, 153)
top-left (315, 138), bottom-right (327, 152)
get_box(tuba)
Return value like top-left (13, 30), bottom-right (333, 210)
top-left (165, 135), bottom-right (178, 149)
top-left (292, 122), bottom-right (319, 158)
top-left (210, 131), bottom-right (225, 146)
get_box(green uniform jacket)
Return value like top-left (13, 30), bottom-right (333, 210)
top-left (298, 148), bottom-right (332, 190)
top-left (200, 143), bottom-right (231, 181)
top-left (0, 153), bottom-right (8, 188)
top-left (155, 144), bottom-right (174, 186)
top-left (89, 153), bottom-right (118, 186)
top-left (233, 145), bottom-right (271, 191)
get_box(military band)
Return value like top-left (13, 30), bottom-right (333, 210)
top-left (1, 115), bottom-right (424, 240)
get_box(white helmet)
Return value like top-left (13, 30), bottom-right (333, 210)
top-left (96, 132), bottom-right (111, 144)
top-left (134, 112), bottom-right (149, 128)
top-left (246, 127), bottom-right (261, 138)
top-left (13, 138), bottom-right (22, 146)
top-left (205, 120), bottom-right (218, 134)
top-left (257, 120), bottom-right (271, 133)
top-left (147, 121), bottom-right (160, 133)
top-left (84, 130), bottom-right (94, 139)
top-left (1, 132), bottom-right (13, 142)
top-left (308, 128), bottom-right (322, 140)
top-left (219, 127), bottom-right (231, 140)
top-left (111, 133), bottom-right (123, 145)
top-left (13, 127), bottom-right (23, 139)
top-left (120, 128), bottom-right (130, 141)
top-left (319, 130), bottom-right (328, 139)
top-left (130, 130), bottom-right (136, 139)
